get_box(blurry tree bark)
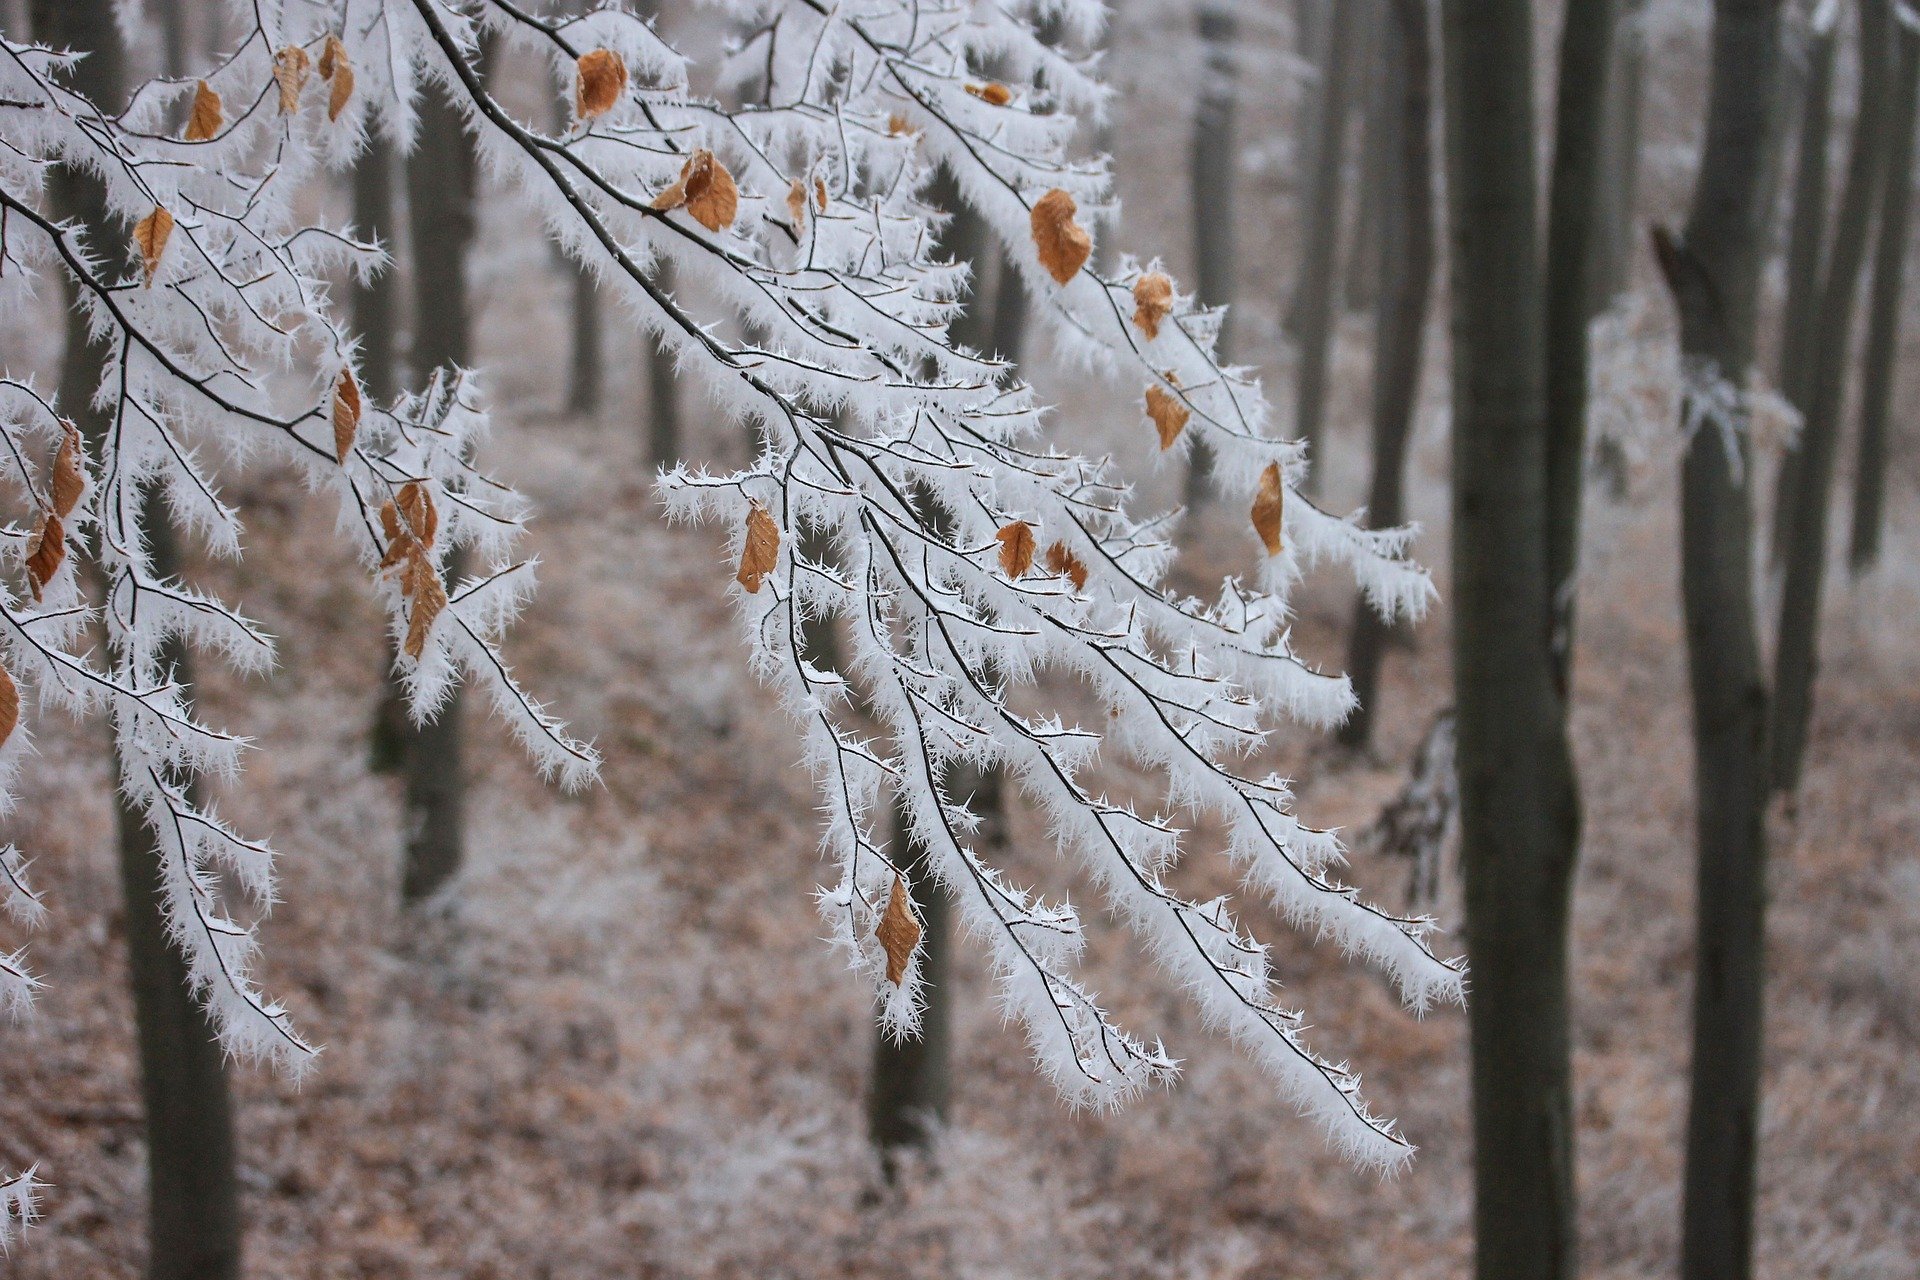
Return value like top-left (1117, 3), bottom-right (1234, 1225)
top-left (1436, 0), bottom-right (1585, 1275)
top-left (1338, 0), bottom-right (1434, 751)
top-left (567, 266), bottom-right (603, 416)
top-left (1653, 1), bottom-right (1786, 1274)
top-left (1848, 17), bottom-right (1920, 572)
top-left (1591, 0), bottom-right (1648, 313)
top-left (645, 262), bottom-right (684, 465)
top-left (1544, 0), bottom-right (1622, 694)
top-left (990, 251), bottom-right (1029, 365)
top-left (1293, 0), bottom-right (1360, 496)
top-left (1186, 1), bottom-right (1238, 506)
top-left (1770, 7), bottom-right (1840, 563)
top-left (1344, 0), bottom-right (1389, 312)
top-left (1772, 0), bottom-right (1896, 796)
top-left (33, 1), bottom-right (244, 1275)
top-left (399, 76), bottom-right (478, 902)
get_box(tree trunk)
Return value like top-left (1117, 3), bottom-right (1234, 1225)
top-left (1437, 2), bottom-right (1584, 1277)
top-left (645, 263), bottom-right (684, 467)
top-left (1186, 1), bottom-right (1239, 506)
top-left (1338, 0), bottom-right (1434, 752)
top-left (31, 1), bottom-right (244, 1274)
top-left (1654, 4), bottom-right (1786, 1276)
top-left (1591, 0), bottom-right (1648, 313)
top-left (1344, 0), bottom-right (1390, 313)
top-left (1543, 0), bottom-right (1622, 695)
top-left (567, 265), bottom-right (603, 417)
top-left (1848, 22), bottom-right (1920, 573)
top-left (990, 251), bottom-right (1029, 366)
top-left (1769, 14), bottom-right (1840, 564)
top-left (1294, 0), bottom-right (1361, 496)
top-left (398, 77), bottom-right (477, 903)
top-left (1771, 0), bottom-right (1896, 796)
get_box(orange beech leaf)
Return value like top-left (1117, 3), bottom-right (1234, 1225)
top-left (0, 663), bottom-right (16, 751)
top-left (318, 33), bottom-right (346, 80)
top-left (652, 149), bottom-right (738, 232)
top-left (395, 481), bottom-right (437, 548)
top-left (887, 113), bottom-right (918, 137)
top-left (50, 421), bottom-right (84, 518)
top-left (814, 176), bottom-right (828, 211)
top-left (331, 369), bottom-right (361, 464)
top-left (1132, 272), bottom-right (1173, 340)
top-left (786, 178), bottom-right (808, 235)
top-left (1030, 188), bottom-right (1090, 285)
top-left (1251, 462), bottom-right (1285, 556)
top-left (1045, 541), bottom-right (1089, 590)
top-left (184, 80), bottom-right (222, 141)
top-left (25, 512), bottom-right (64, 601)
top-left (1145, 384), bottom-right (1189, 450)
top-left (995, 520), bottom-right (1035, 578)
top-left (133, 205), bottom-right (173, 286)
top-left (403, 562), bottom-right (448, 659)
top-left (273, 45), bottom-right (311, 114)
top-left (319, 35), bottom-right (355, 122)
top-left (736, 501), bottom-right (779, 592)
top-left (965, 82), bottom-right (1014, 105)
top-left (575, 49), bottom-right (627, 120)
top-left (876, 875), bottom-right (922, 986)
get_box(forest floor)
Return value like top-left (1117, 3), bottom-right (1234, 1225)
top-left (2, 2), bottom-right (1918, 1277)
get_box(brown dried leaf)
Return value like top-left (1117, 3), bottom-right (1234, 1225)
top-left (1132, 272), bottom-right (1173, 340)
top-left (995, 520), bottom-right (1035, 578)
top-left (876, 875), bottom-right (923, 986)
top-left (332, 369), bottom-right (361, 463)
top-left (736, 501), bottom-right (779, 592)
top-left (50, 421), bottom-right (84, 518)
top-left (1044, 540), bottom-right (1088, 590)
top-left (327, 57), bottom-right (355, 122)
top-left (25, 512), bottom-right (64, 601)
top-left (1030, 188), bottom-right (1090, 285)
top-left (184, 80), bottom-right (222, 142)
top-left (575, 49), bottom-right (627, 121)
top-left (786, 178), bottom-right (808, 235)
top-left (133, 205), bottom-right (173, 286)
top-left (1145, 384), bottom-right (1189, 450)
top-left (682, 150), bottom-right (738, 232)
top-left (814, 176), bottom-right (828, 211)
top-left (965, 81), bottom-right (1014, 106)
top-left (403, 559), bottom-right (448, 659)
top-left (0, 663), bottom-right (16, 751)
top-left (1251, 461), bottom-right (1285, 556)
top-left (887, 113), bottom-right (918, 137)
top-left (395, 481), bottom-right (437, 549)
top-left (377, 500), bottom-right (412, 570)
top-left (273, 45), bottom-right (311, 114)
top-left (318, 33), bottom-right (345, 80)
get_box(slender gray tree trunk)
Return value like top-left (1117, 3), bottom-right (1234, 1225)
top-left (1591, 0), bottom-right (1648, 313)
top-left (1344, 0), bottom-right (1389, 313)
top-left (1294, 0), bottom-right (1361, 494)
top-left (398, 78), bottom-right (477, 903)
top-left (1654, 5), bottom-right (1786, 1276)
top-left (1848, 22), bottom-right (1920, 573)
top-left (1186, 1), bottom-right (1238, 506)
top-left (1770, 14), bottom-right (1840, 564)
top-left (1437, 3), bottom-right (1584, 1277)
top-left (1338, 0), bottom-right (1434, 751)
top-left (1543, 0), bottom-right (1622, 695)
top-left (32, 1), bottom-right (243, 1274)
top-left (645, 263), bottom-right (684, 466)
top-left (989, 251), bottom-right (1029, 365)
top-left (567, 267), bottom-right (603, 416)
top-left (1772, 0), bottom-right (1896, 796)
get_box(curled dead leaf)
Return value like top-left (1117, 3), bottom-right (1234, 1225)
top-left (25, 512), bottom-right (64, 601)
top-left (133, 205), bottom-right (173, 286)
top-left (786, 178), bottom-right (808, 236)
top-left (965, 82), bottom-right (1014, 106)
top-left (814, 176), bottom-right (828, 211)
top-left (319, 35), bottom-right (355, 123)
top-left (50, 421), bottom-right (84, 519)
top-left (403, 561), bottom-right (448, 659)
top-left (1145, 384), bottom-right (1189, 450)
top-left (1044, 541), bottom-right (1089, 590)
top-left (1132, 272), bottom-right (1173, 340)
top-left (995, 520), bottom-right (1035, 578)
top-left (575, 49), bottom-right (627, 121)
top-left (395, 481), bottom-right (437, 549)
top-left (0, 663), bottom-right (16, 751)
top-left (1030, 188), bottom-right (1090, 285)
top-left (318, 33), bottom-right (346, 80)
top-left (1251, 461), bottom-right (1285, 556)
top-left (876, 875), bottom-right (923, 986)
top-left (332, 369), bottom-right (362, 464)
top-left (273, 45), bottom-right (311, 114)
top-left (736, 501), bottom-right (779, 592)
top-left (652, 149), bottom-right (738, 232)
top-left (184, 80), bottom-right (222, 142)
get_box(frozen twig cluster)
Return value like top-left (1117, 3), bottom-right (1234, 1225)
top-left (0, 0), bottom-right (1462, 1215)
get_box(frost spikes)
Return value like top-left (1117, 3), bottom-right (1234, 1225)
top-left (1030, 188), bottom-right (1091, 285)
